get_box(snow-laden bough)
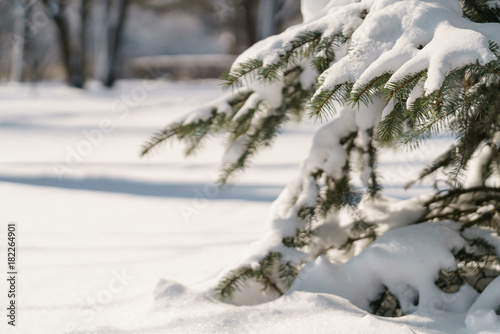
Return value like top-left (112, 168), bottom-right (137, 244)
top-left (143, 0), bottom-right (500, 327)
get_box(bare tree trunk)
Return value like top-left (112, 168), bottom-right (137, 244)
top-left (52, 4), bottom-right (73, 85)
top-left (79, 0), bottom-right (92, 85)
top-left (242, 0), bottom-right (259, 47)
top-left (10, 2), bottom-right (26, 82)
top-left (104, 0), bottom-right (130, 88)
top-left (257, 0), bottom-right (278, 40)
top-left (43, 0), bottom-right (84, 88)
top-left (21, 2), bottom-right (34, 81)
top-left (94, 0), bottom-right (110, 82)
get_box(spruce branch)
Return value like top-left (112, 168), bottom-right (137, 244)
top-left (385, 71), bottom-right (427, 99)
top-left (435, 269), bottom-right (465, 293)
top-left (311, 34), bottom-right (349, 73)
top-left (376, 101), bottom-right (405, 143)
top-left (460, 208), bottom-right (499, 231)
top-left (140, 122), bottom-right (184, 157)
top-left (309, 83), bottom-right (353, 120)
top-left (317, 132), bottom-right (361, 216)
top-left (339, 219), bottom-right (377, 252)
top-left (404, 145), bottom-right (455, 189)
top-left (221, 59), bottom-right (264, 90)
top-left (424, 186), bottom-right (500, 207)
top-left (141, 111), bottom-right (223, 158)
top-left (419, 186), bottom-right (500, 226)
top-left (141, 91), bottom-right (253, 158)
top-left (258, 30), bottom-right (323, 82)
top-left (282, 229), bottom-right (314, 248)
top-left (259, 252), bottom-right (286, 296)
top-left (219, 108), bottom-right (288, 185)
top-left (453, 240), bottom-right (500, 292)
top-left (365, 128), bottom-right (382, 198)
top-left (278, 261), bottom-right (299, 289)
top-left (370, 286), bottom-right (403, 317)
top-left (215, 252), bottom-right (292, 299)
top-left (215, 266), bottom-right (257, 299)
top-left (460, 0), bottom-right (500, 23)
top-left (350, 73), bottom-right (391, 106)
top-left (219, 73), bottom-right (312, 184)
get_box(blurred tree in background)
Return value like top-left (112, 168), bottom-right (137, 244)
top-left (0, 0), bottom-right (300, 88)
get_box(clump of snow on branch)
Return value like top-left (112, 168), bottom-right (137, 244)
top-left (235, 0), bottom-right (499, 95)
top-left (292, 222), bottom-right (479, 313)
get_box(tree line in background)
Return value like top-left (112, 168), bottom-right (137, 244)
top-left (0, 0), bottom-right (300, 88)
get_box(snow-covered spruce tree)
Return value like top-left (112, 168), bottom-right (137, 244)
top-left (143, 0), bottom-right (500, 321)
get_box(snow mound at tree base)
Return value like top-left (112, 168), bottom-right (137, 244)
top-left (142, 222), bottom-right (500, 334)
top-left (147, 279), bottom-right (496, 334)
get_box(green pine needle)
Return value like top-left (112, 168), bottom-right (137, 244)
top-left (309, 83), bottom-right (353, 120)
top-left (221, 59), bottom-right (264, 90)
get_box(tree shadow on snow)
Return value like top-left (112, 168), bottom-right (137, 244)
top-left (0, 174), bottom-right (283, 202)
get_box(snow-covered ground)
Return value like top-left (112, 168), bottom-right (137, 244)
top-left (0, 80), bottom-right (479, 334)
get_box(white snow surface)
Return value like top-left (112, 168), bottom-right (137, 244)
top-left (1, 81), bottom-right (498, 334)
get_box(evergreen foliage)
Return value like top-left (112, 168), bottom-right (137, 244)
top-left (143, 0), bottom-right (500, 315)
